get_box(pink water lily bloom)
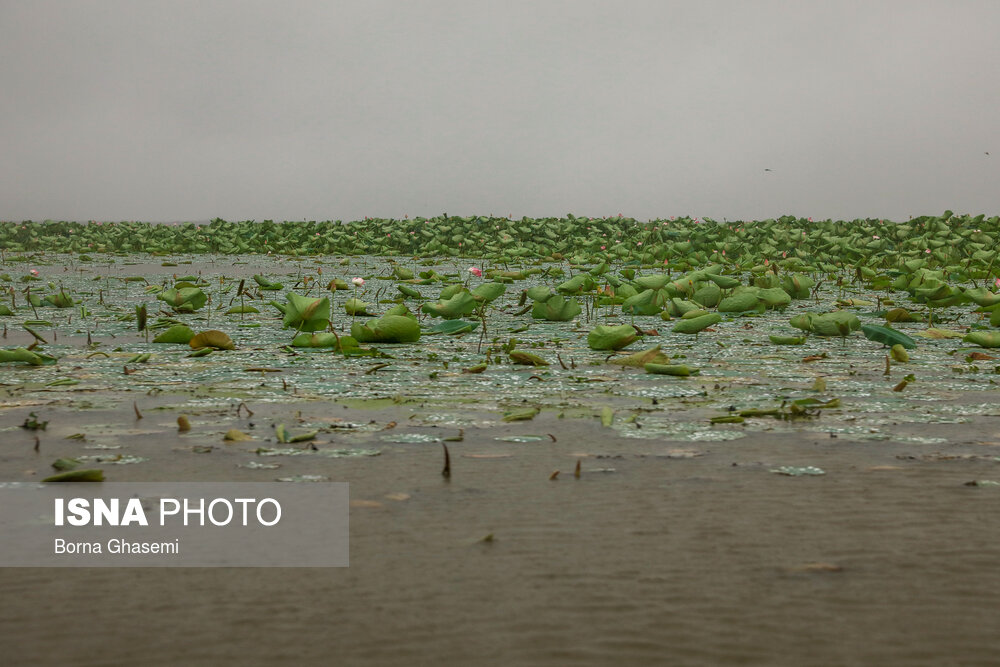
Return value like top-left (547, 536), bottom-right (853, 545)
top-left (30, 269), bottom-right (39, 276)
top-left (352, 277), bottom-right (365, 287)
top-left (468, 267), bottom-right (482, 277)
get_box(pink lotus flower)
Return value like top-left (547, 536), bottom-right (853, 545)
top-left (600, 245), bottom-right (606, 250)
top-left (925, 249), bottom-right (931, 254)
top-left (636, 241), bottom-right (643, 247)
top-left (29, 269), bottom-right (39, 276)
top-left (352, 277), bottom-right (365, 287)
top-left (995, 277), bottom-right (1000, 289)
top-left (468, 267), bottom-right (482, 277)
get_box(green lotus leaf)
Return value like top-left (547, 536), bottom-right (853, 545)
top-left (42, 292), bottom-right (74, 308)
top-left (622, 289), bottom-right (667, 316)
top-left (718, 291), bottom-right (760, 313)
top-left (809, 312), bottom-right (861, 337)
top-left (531, 294), bottom-right (581, 321)
top-left (429, 320), bottom-right (479, 335)
top-left (152, 325), bottom-right (195, 344)
top-left (963, 331), bottom-right (1000, 348)
top-left (769, 335), bottom-right (806, 345)
top-left (471, 282), bottom-right (506, 303)
top-left (690, 282), bottom-right (722, 308)
top-left (885, 308), bottom-right (923, 323)
top-left (283, 293), bottom-right (331, 331)
top-left (0, 305), bottom-right (13, 316)
top-left (964, 288), bottom-right (1000, 307)
top-left (608, 345), bottom-right (671, 367)
top-left (42, 469), bottom-right (104, 482)
top-left (525, 285), bottom-right (554, 302)
top-left (666, 298), bottom-right (701, 317)
top-left (644, 363), bottom-right (699, 376)
top-left (634, 274), bottom-right (671, 290)
top-left (780, 275), bottom-right (814, 299)
top-left (509, 350), bottom-right (549, 366)
top-left (756, 287), bottom-right (792, 309)
top-left (397, 284), bottom-right (422, 298)
top-left (0, 347), bottom-right (57, 365)
top-left (790, 313), bottom-right (815, 331)
top-left (672, 313), bottom-right (721, 334)
top-left (157, 287), bottom-right (207, 311)
top-left (706, 273), bottom-right (741, 289)
top-left (588, 324), bottom-right (639, 351)
top-left (556, 274), bottom-right (595, 294)
top-left (890, 344), bottom-right (909, 362)
top-left (421, 291), bottom-right (477, 319)
top-left (861, 324), bottom-right (917, 349)
top-left (438, 283), bottom-right (466, 300)
top-left (344, 298), bottom-right (371, 316)
top-left (351, 315), bottom-right (421, 343)
top-left (253, 275), bottom-right (283, 290)
top-left (291, 332), bottom-right (358, 350)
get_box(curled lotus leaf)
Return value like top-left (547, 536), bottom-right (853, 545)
top-left (152, 325), bottom-right (195, 344)
top-left (284, 293), bottom-right (331, 331)
top-left (587, 324), bottom-right (638, 351)
top-left (189, 330), bottom-right (235, 350)
top-left (861, 324), bottom-right (917, 349)
top-left (672, 313), bottom-right (721, 334)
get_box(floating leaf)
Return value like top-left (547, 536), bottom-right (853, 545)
top-left (152, 324), bottom-right (195, 344)
top-left (587, 324), bottom-right (638, 351)
top-left (861, 324), bottom-right (917, 349)
top-left (963, 331), bottom-right (1000, 348)
top-left (645, 363), bottom-right (699, 376)
top-left (284, 293), bottom-right (331, 331)
top-left (429, 319), bottom-right (479, 335)
top-left (190, 330), bottom-right (235, 350)
top-left (351, 315), bottom-right (421, 343)
top-left (509, 351), bottom-right (549, 366)
top-left (502, 407), bottom-right (539, 422)
top-left (608, 345), bottom-right (671, 367)
top-left (42, 469), bottom-right (105, 482)
top-left (671, 313), bottom-right (721, 334)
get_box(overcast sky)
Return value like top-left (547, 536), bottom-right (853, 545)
top-left (1, 1), bottom-right (998, 223)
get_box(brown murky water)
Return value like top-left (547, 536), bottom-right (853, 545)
top-left (3, 403), bottom-right (1000, 666)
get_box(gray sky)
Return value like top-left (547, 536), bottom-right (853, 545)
top-left (2, 0), bottom-right (998, 223)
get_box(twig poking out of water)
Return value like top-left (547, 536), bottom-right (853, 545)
top-left (133, 401), bottom-right (143, 420)
top-left (237, 402), bottom-right (254, 417)
top-left (123, 365), bottom-right (135, 375)
top-left (549, 470), bottom-right (560, 480)
top-left (365, 363), bottom-right (390, 375)
top-left (441, 443), bottom-right (451, 478)
top-left (34, 436), bottom-right (40, 452)
top-left (177, 415), bottom-right (191, 432)
top-left (557, 353), bottom-right (568, 370)
top-left (281, 378), bottom-right (288, 391)
top-left (547, 433), bottom-right (557, 442)
top-left (528, 375), bottom-right (544, 382)
top-left (574, 460), bottom-right (581, 478)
